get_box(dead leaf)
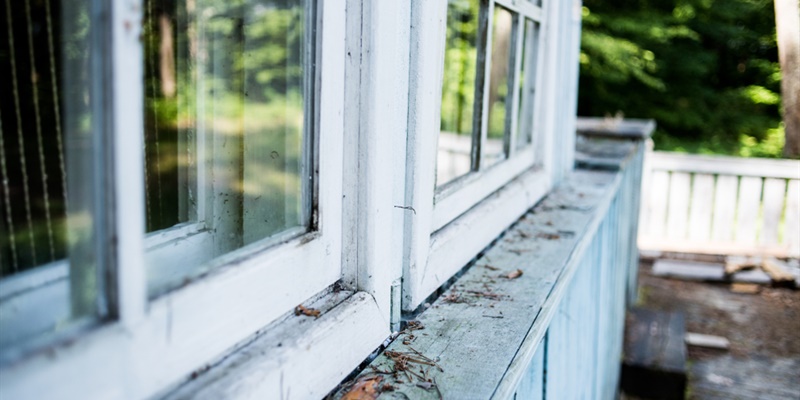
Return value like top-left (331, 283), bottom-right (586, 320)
top-left (482, 264), bottom-right (500, 271)
top-left (381, 383), bottom-right (395, 392)
top-left (294, 304), bottom-right (321, 318)
top-left (536, 233), bottom-right (560, 240)
top-left (504, 269), bottom-right (523, 279)
top-left (342, 375), bottom-right (383, 400)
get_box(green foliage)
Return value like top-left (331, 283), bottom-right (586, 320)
top-left (440, 0), bottom-right (480, 136)
top-left (578, 0), bottom-right (785, 158)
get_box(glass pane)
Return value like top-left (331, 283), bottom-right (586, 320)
top-left (0, 0), bottom-right (103, 351)
top-left (438, 0), bottom-right (480, 187)
top-left (144, 0), bottom-right (313, 294)
top-left (516, 19), bottom-right (539, 150)
top-left (484, 5), bottom-right (514, 167)
top-left (143, 0), bottom-right (196, 232)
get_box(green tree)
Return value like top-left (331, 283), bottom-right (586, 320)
top-left (578, 0), bottom-right (786, 158)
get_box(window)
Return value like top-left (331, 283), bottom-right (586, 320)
top-left (0, 0), bottom-right (109, 355)
top-left (1, 1), bottom-right (395, 398)
top-left (1, 0), bottom-right (578, 396)
top-left (141, 0), bottom-right (321, 297)
top-left (402, 0), bottom-right (552, 311)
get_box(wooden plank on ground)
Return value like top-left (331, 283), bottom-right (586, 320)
top-left (761, 258), bottom-right (797, 287)
top-left (621, 308), bottom-right (687, 400)
top-left (666, 172), bottom-right (691, 239)
top-left (652, 259), bottom-right (725, 281)
top-left (760, 178), bottom-right (787, 245)
top-left (712, 175), bottom-right (738, 242)
top-left (736, 176), bottom-right (763, 244)
top-left (688, 173), bottom-right (714, 241)
top-left (685, 332), bottom-right (730, 350)
top-left (730, 283), bottom-right (760, 294)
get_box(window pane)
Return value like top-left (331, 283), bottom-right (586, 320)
top-left (0, 0), bottom-right (104, 351)
top-left (438, 0), bottom-right (479, 187)
top-left (144, 0), bottom-right (313, 294)
top-left (484, 5), bottom-right (514, 168)
top-left (516, 19), bottom-right (539, 150)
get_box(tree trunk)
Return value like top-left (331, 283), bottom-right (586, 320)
top-left (774, 0), bottom-right (800, 158)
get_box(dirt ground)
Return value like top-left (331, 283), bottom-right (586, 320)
top-left (635, 259), bottom-right (800, 400)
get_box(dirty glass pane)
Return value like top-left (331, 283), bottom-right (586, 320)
top-left (144, 0), bottom-right (313, 294)
top-left (484, 5), bottom-right (514, 168)
top-left (0, 0), bottom-right (104, 352)
top-left (516, 19), bottom-right (539, 150)
top-left (438, 0), bottom-right (479, 187)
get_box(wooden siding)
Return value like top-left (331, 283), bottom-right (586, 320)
top-left (515, 147), bottom-right (640, 400)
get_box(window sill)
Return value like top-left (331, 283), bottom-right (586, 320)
top-left (334, 166), bottom-right (632, 399)
top-left (161, 290), bottom-right (389, 399)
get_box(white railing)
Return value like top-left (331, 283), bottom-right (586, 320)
top-left (639, 149), bottom-right (800, 258)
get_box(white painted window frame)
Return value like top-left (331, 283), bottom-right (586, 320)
top-left (402, 0), bottom-right (564, 311)
top-left (0, 1), bottom-right (406, 398)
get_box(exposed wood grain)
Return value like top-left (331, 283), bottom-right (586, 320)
top-left (688, 174), bottom-right (714, 241)
top-left (711, 175), bottom-right (738, 242)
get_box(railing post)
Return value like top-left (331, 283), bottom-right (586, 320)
top-left (574, 118), bottom-right (655, 306)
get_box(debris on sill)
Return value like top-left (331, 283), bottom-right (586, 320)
top-left (334, 321), bottom-right (444, 400)
top-left (503, 269), bottom-right (523, 280)
top-left (294, 304), bottom-right (321, 318)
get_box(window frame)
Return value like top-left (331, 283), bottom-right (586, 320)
top-left (402, 0), bottom-right (558, 311)
top-left (141, 0), bottom-right (324, 298)
top-left (0, 1), bottom-right (401, 398)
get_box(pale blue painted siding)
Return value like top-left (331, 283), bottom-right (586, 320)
top-left (512, 148), bottom-right (644, 399)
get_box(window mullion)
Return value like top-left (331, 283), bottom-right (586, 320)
top-left (474, 0), bottom-right (493, 171)
top-left (506, 13), bottom-right (523, 159)
top-left (111, 0), bottom-right (147, 326)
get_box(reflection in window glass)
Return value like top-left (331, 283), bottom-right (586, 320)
top-left (438, 0), bottom-right (479, 187)
top-left (516, 19), bottom-right (539, 150)
top-left (485, 5), bottom-right (514, 168)
top-left (0, 0), bottom-right (104, 350)
top-left (144, 0), bottom-right (313, 293)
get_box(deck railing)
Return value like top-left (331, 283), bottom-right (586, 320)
top-left (639, 149), bottom-right (800, 258)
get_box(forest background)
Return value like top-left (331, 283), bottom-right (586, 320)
top-left (578, 0), bottom-right (794, 158)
